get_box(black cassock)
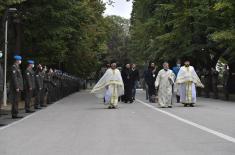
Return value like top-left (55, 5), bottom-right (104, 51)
top-left (121, 68), bottom-right (134, 103)
top-left (145, 67), bottom-right (158, 102)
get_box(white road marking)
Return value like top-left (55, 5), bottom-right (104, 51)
top-left (136, 99), bottom-right (235, 144)
top-left (0, 93), bottom-right (80, 131)
top-left (0, 111), bottom-right (38, 131)
top-left (0, 101), bottom-right (62, 131)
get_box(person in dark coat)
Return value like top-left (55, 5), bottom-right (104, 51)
top-left (145, 62), bottom-right (158, 103)
top-left (131, 64), bottom-right (140, 100)
top-left (172, 60), bottom-right (181, 103)
top-left (143, 68), bottom-right (149, 100)
top-left (211, 67), bottom-right (219, 99)
top-left (195, 69), bottom-right (203, 97)
top-left (24, 60), bottom-right (35, 113)
top-left (121, 63), bottom-right (134, 103)
top-left (46, 68), bottom-right (56, 104)
top-left (202, 68), bottom-right (211, 98)
top-left (223, 65), bottom-right (230, 100)
top-left (41, 66), bottom-right (48, 107)
top-left (10, 55), bottom-right (24, 119)
top-left (34, 64), bottom-right (44, 109)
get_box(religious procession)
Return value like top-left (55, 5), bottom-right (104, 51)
top-left (2, 0), bottom-right (235, 154)
top-left (91, 58), bottom-right (231, 109)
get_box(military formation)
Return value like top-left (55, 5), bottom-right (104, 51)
top-left (0, 54), bottom-right (80, 119)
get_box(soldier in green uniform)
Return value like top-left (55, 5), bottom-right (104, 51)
top-left (41, 66), bottom-right (48, 107)
top-left (46, 68), bottom-right (56, 104)
top-left (35, 64), bottom-right (44, 109)
top-left (10, 55), bottom-right (24, 119)
top-left (24, 60), bottom-right (35, 113)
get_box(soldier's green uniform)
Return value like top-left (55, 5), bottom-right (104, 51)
top-left (35, 66), bottom-right (44, 109)
top-left (40, 69), bottom-right (48, 107)
top-left (46, 70), bottom-right (56, 104)
top-left (24, 60), bottom-right (35, 113)
top-left (10, 56), bottom-right (24, 119)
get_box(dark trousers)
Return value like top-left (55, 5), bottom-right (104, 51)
top-left (124, 85), bottom-right (133, 102)
top-left (25, 90), bottom-right (33, 111)
top-left (132, 81), bottom-right (138, 99)
top-left (47, 90), bottom-right (52, 104)
top-left (11, 90), bottom-right (21, 117)
top-left (145, 84), bottom-right (149, 100)
top-left (212, 84), bottom-right (218, 99)
top-left (204, 84), bottom-right (210, 98)
top-left (148, 84), bottom-right (156, 102)
top-left (176, 95), bottom-right (180, 103)
top-left (0, 90), bottom-right (3, 115)
top-left (224, 85), bottom-right (229, 100)
top-left (35, 89), bottom-right (44, 108)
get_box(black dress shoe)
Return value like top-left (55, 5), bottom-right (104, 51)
top-left (190, 104), bottom-right (194, 107)
top-left (25, 110), bottom-right (35, 113)
top-left (35, 107), bottom-right (42, 109)
top-left (168, 106), bottom-right (172, 108)
top-left (12, 115), bottom-right (24, 119)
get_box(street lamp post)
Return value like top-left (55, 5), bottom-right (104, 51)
top-left (3, 8), bottom-right (17, 107)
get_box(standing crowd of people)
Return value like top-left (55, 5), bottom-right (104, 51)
top-left (0, 53), bottom-right (80, 119)
top-left (144, 60), bottom-right (231, 108)
top-left (121, 63), bottom-right (140, 103)
top-left (92, 59), bottom-right (231, 109)
top-left (143, 60), bottom-right (204, 108)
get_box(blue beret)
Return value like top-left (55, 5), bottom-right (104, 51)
top-left (14, 55), bottom-right (22, 60)
top-left (27, 60), bottom-right (34, 64)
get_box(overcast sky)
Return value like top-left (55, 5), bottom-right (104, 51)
top-left (103, 0), bottom-right (133, 19)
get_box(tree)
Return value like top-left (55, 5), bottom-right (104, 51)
top-left (103, 15), bottom-right (131, 65)
top-left (130, 0), bottom-right (235, 69)
top-left (14, 0), bottom-right (107, 78)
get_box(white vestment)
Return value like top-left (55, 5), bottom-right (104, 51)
top-left (155, 69), bottom-right (175, 107)
top-left (91, 68), bottom-right (124, 107)
top-left (176, 66), bottom-right (204, 104)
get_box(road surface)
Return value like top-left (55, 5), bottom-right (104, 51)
top-left (0, 90), bottom-right (235, 155)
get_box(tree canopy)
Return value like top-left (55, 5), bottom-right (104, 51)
top-left (130, 0), bottom-right (235, 69)
top-left (1, 0), bottom-right (235, 78)
top-left (0, 0), bottom-right (110, 78)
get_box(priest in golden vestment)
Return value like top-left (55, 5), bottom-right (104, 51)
top-left (91, 61), bottom-right (124, 109)
top-left (176, 60), bottom-right (204, 107)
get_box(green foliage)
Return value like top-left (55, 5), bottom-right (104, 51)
top-left (210, 30), bottom-right (235, 42)
top-left (14, 0), bottom-right (107, 78)
top-left (0, 0), bottom-right (132, 78)
top-left (103, 15), bottom-right (131, 65)
top-left (0, 0), bottom-right (26, 14)
top-left (130, 0), bottom-right (235, 68)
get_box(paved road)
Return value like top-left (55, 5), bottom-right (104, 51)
top-left (0, 90), bottom-right (235, 155)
